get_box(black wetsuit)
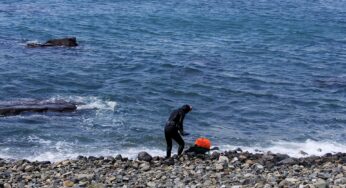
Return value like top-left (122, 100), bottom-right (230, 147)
top-left (164, 105), bottom-right (191, 158)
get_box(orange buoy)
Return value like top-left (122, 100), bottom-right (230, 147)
top-left (194, 138), bottom-right (211, 150)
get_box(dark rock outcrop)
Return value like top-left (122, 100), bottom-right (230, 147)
top-left (115, 154), bottom-right (122, 161)
top-left (27, 37), bottom-right (78, 48)
top-left (0, 99), bottom-right (78, 116)
top-left (138, 152), bottom-right (152, 162)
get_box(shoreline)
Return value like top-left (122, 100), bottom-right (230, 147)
top-left (0, 150), bottom-right (345, 188)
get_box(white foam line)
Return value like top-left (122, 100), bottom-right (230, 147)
top-left (219, 139), bottom-right (346, 158)
top-left (48, 96), bottom-right (117, 111)
top-left (0, 145), bottom-right (166, 162)
top-left (1, 139), bottom-right (345, 162)
top-left (23, 147), bottom-right (166, 162)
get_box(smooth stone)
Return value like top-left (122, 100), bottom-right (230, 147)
top-left (322, 162), bottom-right (333, 168)
top-left (107, 176), bottom-right (116, 182)
top-left (78, 181), bottom-right (88, 187)
top-left (335, 173), bottom-right (344, 179)
top-left (218, 156), bottom-right (229, 165)
top-left (334, 177), bottom-right (346, 185)
top-left (286, 178), bottom-right (299, 183)
top-left (313, 179), bottom-right (328, 188)
top-left (215, 163), bottom-right (224, 170)
top-left (254, 163), bottom-right (264, 170)
top-left (342, 166), bottom-right (346, 171)
top-left (231, 185), bottom-right (242, 188)
top-left (210, 152), bottom-right (220, 160)
top-left (132, 162), bottom-right (139, 169)
top-left (75, 173), bottom-right (94, 181)
top-left (146, 181), bottom-right (156, 187)
top-left (88, 183), bottom-right (105, 188)
top-left (63, 180), bottom-right (74, 187)
top-left (140, 164), bottom-right (151, 171)
top-left (24, 165), bottom-right (34, 172)
top-left (317, 173), bottom-right (331, 179)
top-left (62, 160), bottom-right (70, 166)
top-left (231, 157), bottom-right (238, 163)
top-left (62, 171), bottom-right (73, 177)
top-left (278, 158), bottom-right (296, 165)
top-left (239, 155), bottom-right (247, 160)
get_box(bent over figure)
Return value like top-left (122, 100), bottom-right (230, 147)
top-left (164, 104), bottom-right (192, 158)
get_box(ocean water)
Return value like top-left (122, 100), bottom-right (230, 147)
top-left (0, 0), bottom-right (346, 161)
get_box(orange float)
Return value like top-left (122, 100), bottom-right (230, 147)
top-left (194, 137), bottom-right (211, 150)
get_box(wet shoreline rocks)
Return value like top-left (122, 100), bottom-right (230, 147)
top-left (0, 150), bottom-right (345, 187)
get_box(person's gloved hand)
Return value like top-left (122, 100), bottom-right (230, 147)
top-left (181, 132), bottom-right (190, 136)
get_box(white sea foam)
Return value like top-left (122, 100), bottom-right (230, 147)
top-left (0, 148), bottom-right (11, 159)
top-left (22, 146), bottom-right (165, 162)
top-left (48, 96), bottom-right (117, 111)
top-left (27, 135), bottom-right (52, 145)
top-left (24, 40), bottom-right (39, 45)
top-left (0, 137), bottom-right (165, 162)
top-left (1, 139), bottom-right (345, 162)
top-left (77, 100), bottom-right (117, 111)
top-left (220, 139), bottom-right (346, 158)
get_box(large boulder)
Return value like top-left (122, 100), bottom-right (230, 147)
top-left (138, 152), bottom-right (152, 162)
top-left (27, 37), bottom-right (78, 48)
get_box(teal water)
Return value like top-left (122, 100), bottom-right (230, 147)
top-left (0, 0), bottom-right (346, 161)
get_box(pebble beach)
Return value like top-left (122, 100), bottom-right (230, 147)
top-left (0, 149), bottom-right (345, 188)
top-left (1, 1), bottom-right (346, 187)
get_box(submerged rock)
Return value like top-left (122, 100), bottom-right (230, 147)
top-left (27, 37), bottom-right (78, 48)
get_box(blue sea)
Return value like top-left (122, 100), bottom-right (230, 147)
top-left (0, 0), bottom-right (346, 161)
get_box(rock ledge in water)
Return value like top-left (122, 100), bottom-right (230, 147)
top-left (0, 99), bottom-right (77, 116)
top-left (27, 37), bottom-right (78, 48)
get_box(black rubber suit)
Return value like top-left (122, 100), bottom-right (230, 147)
top-left (164, 104), bottom-right (192, 158)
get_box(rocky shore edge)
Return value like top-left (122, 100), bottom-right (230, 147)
top-left (0, 149), bottom-right (345, 188)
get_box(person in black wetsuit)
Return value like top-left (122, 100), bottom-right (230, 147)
top-left (164, 104), bottom-right (192, 158)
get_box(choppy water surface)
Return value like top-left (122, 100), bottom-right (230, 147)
top-left (0, 0), bottom-right (346, 161)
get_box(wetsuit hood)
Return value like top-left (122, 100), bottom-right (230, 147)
top-left (181, 104), bottom-right (192, 113)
